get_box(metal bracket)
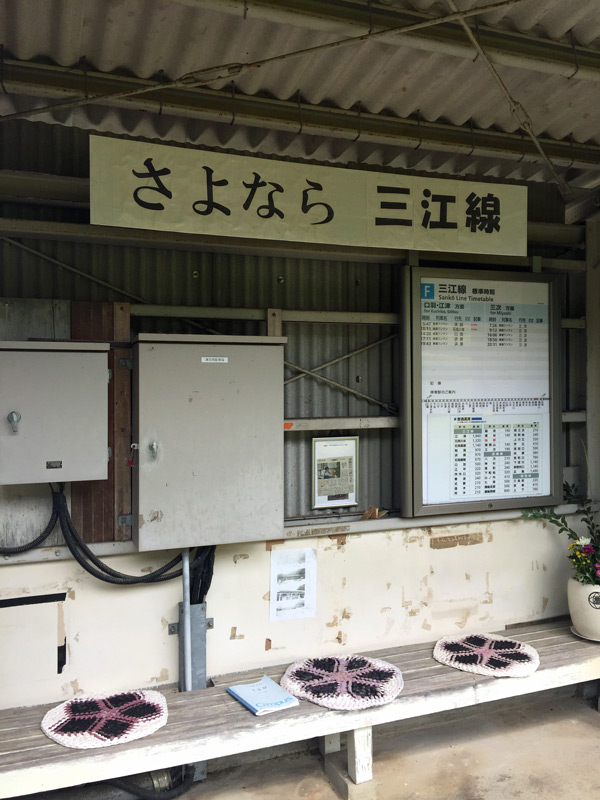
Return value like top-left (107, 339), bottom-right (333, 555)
top-left (119, 358), bottom-right (133, 370)
top-left (168, 617), bottom-right (213, 635)
top-left (118, 514), bottom-right (133, 526)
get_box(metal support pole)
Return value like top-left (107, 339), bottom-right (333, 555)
top-left (586, 214), bottom-right (600, 500)
top-left (181, 548), bottom-right (193, 693)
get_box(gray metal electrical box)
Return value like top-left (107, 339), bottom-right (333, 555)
top-left (0, 341), bottom-right (109, 485)
top-left (133, 334), bottom-right (285, 550)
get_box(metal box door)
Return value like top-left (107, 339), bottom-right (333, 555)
top-left (133, 337), bottom-right (284, 549)
top-left (0, 343), bottom-right (109, 485)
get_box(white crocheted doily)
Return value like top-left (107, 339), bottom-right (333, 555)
top-left (433, 633), bottom-right (539, 678)
top-left (41, 689), bottom-right (167, 749)
top-left (281, 654), bottom-right (403, 710)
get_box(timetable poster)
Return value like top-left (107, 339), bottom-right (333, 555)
top-left (419, 275), bottom-right (551, 506)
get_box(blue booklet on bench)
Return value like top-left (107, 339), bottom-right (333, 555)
top-left (227, 675), bottom-right (299, 715)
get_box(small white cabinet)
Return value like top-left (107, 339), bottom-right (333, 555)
top-left (0, 342), bottom-right (109, 485)
top-left (133, 335), bottom-right (285, 550)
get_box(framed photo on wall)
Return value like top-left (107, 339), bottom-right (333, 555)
top-left (312, 437), bottom-right (359, 509)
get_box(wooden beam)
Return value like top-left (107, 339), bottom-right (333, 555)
top-left (70, 302), bottom-right (132, 543)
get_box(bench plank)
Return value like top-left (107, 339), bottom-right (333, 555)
top-left (1, 622), bottom-right (599, 799)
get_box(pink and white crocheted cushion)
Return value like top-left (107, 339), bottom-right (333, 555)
top-left (281, 655), bottom-right (403, 710)
top-left (41, 689), bottom-right (168, 749)
top-left (433, 633), bottom-right (539, 678)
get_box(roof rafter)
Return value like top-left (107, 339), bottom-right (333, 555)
top-left (3, 58), bottom-right (600, 172)
top-left (175, 0), bottom-right (600, 82)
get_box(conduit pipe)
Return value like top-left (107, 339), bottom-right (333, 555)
top-left (181, 549), bottom-right (193, 693)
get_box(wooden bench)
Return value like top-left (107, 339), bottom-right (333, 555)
top-left (2, 621), bottom-right (600, 800)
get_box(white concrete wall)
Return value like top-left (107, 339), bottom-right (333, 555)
top-left (0, 517), bottom-right (575, 710)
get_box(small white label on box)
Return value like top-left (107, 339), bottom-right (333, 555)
top-left (201, 357), bottom-right (228, 364)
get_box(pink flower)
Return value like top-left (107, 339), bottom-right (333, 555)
top-left (581, 544), bottom-right (595, 555)
top-left (596, 563), bottom-right (600, 577)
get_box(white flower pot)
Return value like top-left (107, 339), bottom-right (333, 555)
top-left (567, 578), bottom-right (600, 641)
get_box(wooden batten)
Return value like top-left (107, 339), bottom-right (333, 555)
top-left (70, 302), bottom-right (132, 543)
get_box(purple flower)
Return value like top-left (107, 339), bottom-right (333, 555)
top-left (581, 544), bottom-right (595, 555)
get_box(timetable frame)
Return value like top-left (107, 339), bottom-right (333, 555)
top-left (402, 267), bottom-right (562, 517)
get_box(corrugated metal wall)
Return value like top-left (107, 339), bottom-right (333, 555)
top-left (1, 227), bottom-right (400, 520)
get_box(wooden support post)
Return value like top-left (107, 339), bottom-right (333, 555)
top-left (347, 726), bottom-right (373, 784)
top-left (70, 302), bottom-right (132, 543)
top-left (267, 308), bottom-right (283, 337)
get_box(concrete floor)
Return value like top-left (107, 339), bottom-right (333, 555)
top-left (15, 687), bottom-right (600, 800)
top-left (187, 687), bottom-right (600, 800)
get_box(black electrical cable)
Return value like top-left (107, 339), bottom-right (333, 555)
top-left (2, 484), bottom-right (216, 598)
top-left (0, 484), bottom-right (60, 554)
top-left (56, 488), bottom-right (215, 592)
top-left (189, 545), bottom-right (216, 605)
top-left (56, 491), bottom-right (186, 584)
top-left (193, 545), bottom-right (216, 605)
top-left (105, 764), bottom-right (196, 799)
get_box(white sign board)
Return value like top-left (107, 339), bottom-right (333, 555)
top-left (416, 273), bottom-right (554, 509)
top-left (90, 135), bottom-right (527, 256)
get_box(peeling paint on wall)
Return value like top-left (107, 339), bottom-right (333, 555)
top-left (233, 553), bottom-right (249, 564)
top-left (455, 609), bottom-right (471, 629)
top-left (230, 626), bottom-right (244, 640)
top-left (265, 540), bottom-right (285, 551)
top-left (327, 534), bottom-right (347, 550)
top-left (325, 608), bottom-right (352, 628)
top-left (63, 679), bottom-right (81, 697)
top-left (430, 532), bottom-right (484, 549)
top-left (482, 572), bottom-right (493, 605)
top-left (149, 668), bottom-right (169, 684)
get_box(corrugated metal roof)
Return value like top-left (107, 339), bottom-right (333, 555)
top-left (1, 0), bottom-right (600, 192)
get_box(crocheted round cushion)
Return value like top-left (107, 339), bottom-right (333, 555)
top-left (41, 690), bottom-right (168, 749)
top-left (281, 655), bottom-right (403, 710)
top-left (433, 633), bottom-right (539, 678)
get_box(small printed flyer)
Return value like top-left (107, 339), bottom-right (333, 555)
top-left (312, 437), bottom-right (359, 509)
top-left (270, 548), bottom-right (317, 622)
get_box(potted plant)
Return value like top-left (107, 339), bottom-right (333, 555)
top-left (523, 484), bottom-right (600, 641)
